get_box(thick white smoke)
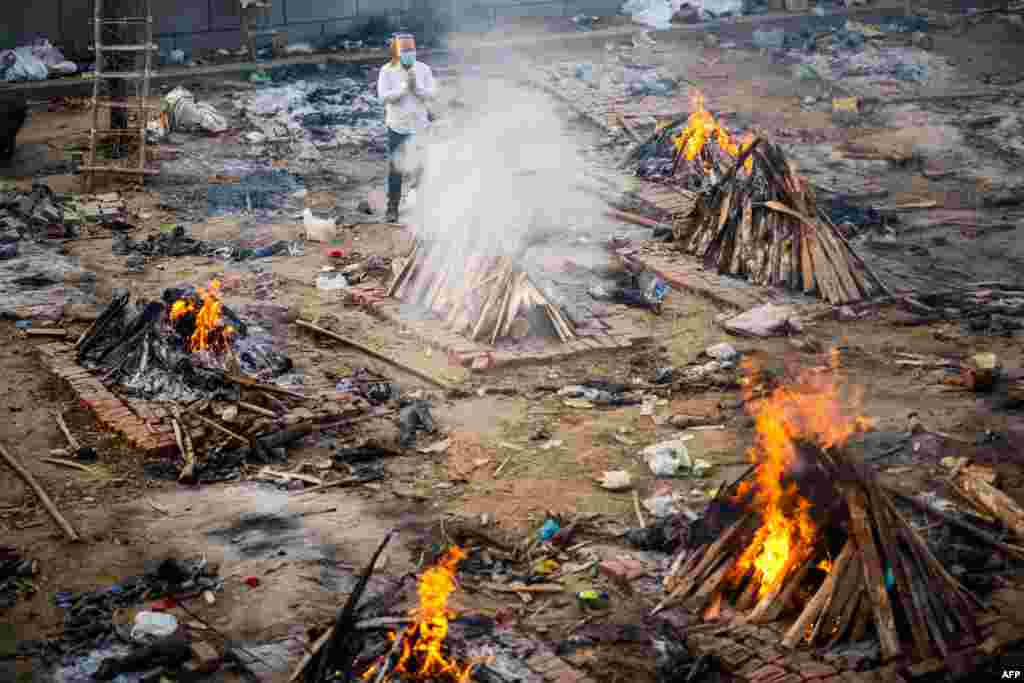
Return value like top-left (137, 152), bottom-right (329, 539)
top-left (402, 77), bottom-right (606, 277)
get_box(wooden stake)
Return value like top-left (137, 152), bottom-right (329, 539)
top-left (237, 401), bottom-right (277, 418)
top-left (190, 413), bottom-right (249, 446)
top-left (846, 487), bottom-right (901, 660)
top-left (296, 319), bottom-right (452, 390)
top-left (782, 540), bottom-right (855, 648)
top-left (55, 413), bottom-right (81, 452)
top-left (0, 442), bottom-right (80, 542)
top-left (748, 554), bottom-right (815, 624)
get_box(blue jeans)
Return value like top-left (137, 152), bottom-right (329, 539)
top-left (387, 128), bottom-right (413, 202)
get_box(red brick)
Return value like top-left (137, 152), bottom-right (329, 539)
top-left (796, 661), bottom-right (838, 678)
top-left (747, 664), bottom-right (788, 683)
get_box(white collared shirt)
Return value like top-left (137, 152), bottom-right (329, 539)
top-left (377, 61), bottom-right (436, 135)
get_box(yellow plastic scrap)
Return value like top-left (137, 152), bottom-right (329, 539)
top-left (832, 96), bottom-right (861, 114)
top-left (533, 559), bottom-right (560, 576)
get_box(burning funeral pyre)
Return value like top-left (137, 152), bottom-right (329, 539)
top-left (359, 547), bottom-right (475, 683)
top-left (656, 354), bottom-right (981, 662)
top-left (388, 241), bottom-right (577, 344)
top-left (627, 91), bottom-right (888, 305)
top-left (77, 279), bottom-right (293, 402)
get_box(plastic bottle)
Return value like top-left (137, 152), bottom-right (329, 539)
top-left (131, 611), bottom-right (179, 642)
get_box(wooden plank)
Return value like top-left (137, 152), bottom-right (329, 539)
top-left (748, 554), bottom-right (814, 624)
top-left (781, 540), bottom-right (856, 648)
top-left (846, 486), bottom-right (901, 660)
top-left (653, 514), bottom-right (753, 615)
top-left (867, 483), bottom-right (932, 659)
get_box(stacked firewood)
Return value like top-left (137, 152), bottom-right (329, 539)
top-left (655, 445), bottom-right (982, 661)
top-left (387, 240), bottom-right (577, 344)
top-left (674, 139), bottom-right (890, 305)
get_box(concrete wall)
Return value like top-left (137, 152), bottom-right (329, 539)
top-left (3, 0), bottom-right (626, 56)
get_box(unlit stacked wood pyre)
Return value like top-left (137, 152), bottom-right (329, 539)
top-left (627, 92), bottom-right (889, 305)
top-left (76, 280), bottom-right (292, 401)
top-left (388, 240), bottom-right (577, 344)
top-left (656, 356), bottom-right (981, 661)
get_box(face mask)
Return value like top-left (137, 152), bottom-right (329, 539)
top-left (400, 52), bottom-right (416, 68)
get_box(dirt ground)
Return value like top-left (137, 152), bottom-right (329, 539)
top-left (3, 7), bottom-right (1024, 682)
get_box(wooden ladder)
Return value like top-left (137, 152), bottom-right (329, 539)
top-left (82, 0), bottom-right (159, 193)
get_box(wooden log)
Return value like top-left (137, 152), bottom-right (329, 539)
top-left (386, 241), bottom-right (418, 298)
top-left (782, 540), bottom-right (856, 648)
top-left (734, 569), bottom-right (760, 612)
top-left (688, 554), bottom-right (740, 612)
top-left (955, 469), bottom-right (1024, 539)
top-left (25, 328), bottom-right (68, 337)
top-left (850, 592), bottom-right (872, 642)
top-left (172, 407), bottom-right (197, 484)
top-left (884, 485), bottom-right (1024, 561)
top-left (0, 442), bottom-right (80, 542)
top-left (652, 514), bottom-right (753, 615)
top-left (238, 400), bottom-right (278, 418)
top-left (225, 374), bottom-right (305, 401)
top-left (748, 554), bottom-right (815, 624)
top-left (846, 486), bottom-right (902, 660)
top-left (823, 561), bottom-right (865, 648)
top-left (866, 483), bottom-right (933, 660)
top-left (55, 413), bottom-right (81, 452)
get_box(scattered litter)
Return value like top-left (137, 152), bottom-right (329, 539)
top-left (163, 87), bottom-right (228, 134)
top-left (131, 611), bottom-right (179, 643)
top-left (704, 342), bottom-right (739, 363)
top-left (315, 270), bottom-right (348, 291)
top-left (576, 589), bottom-right (610, 610)
top-left (621, 0), bottom-right (674, 29)
top-left (303, 208), bottom-right (337, 242)
top-left (539, 439), bottom-right (564, 450)
top-left (624, 66), bottom-right (677, 97)
top-left (641, 438), bottom-right (708, 477)
top-left (399, 400), bottom-right (435, 448)
top-left (539, 518), bottom-right (561, 541)
top-left (643, 494), bottom-right (678, 518)
top-left (724, 303), bottom-right (803, 337)
top-left (598, 470), bottom-right (633, 491)
top-left (1, 39), bottom-right (76, 82)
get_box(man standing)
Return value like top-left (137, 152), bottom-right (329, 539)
top-left (377, 33), bottom-right (436, 223)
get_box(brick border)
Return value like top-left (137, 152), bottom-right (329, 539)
top-left (341, 284), bottom-right (651, 370)
top-left (36, 343), bottom-right (179, 456)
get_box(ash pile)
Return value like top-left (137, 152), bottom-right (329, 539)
top-left (76, 280), bottom-right (293, 402)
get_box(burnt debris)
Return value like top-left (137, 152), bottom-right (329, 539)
top-left (76, 289), bottom-right (292, 402)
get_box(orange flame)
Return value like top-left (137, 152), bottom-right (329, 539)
top-left (730, 355), bottom-right (866, 599)
top-left (674, 91), bottom-right (754, 173)
top-left (364, 547), bottom-right (472, 682)
top-left (169, 279), bottom-right (235, 353)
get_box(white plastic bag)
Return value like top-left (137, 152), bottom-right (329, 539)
top-left (0, 47), bottom-right (49, 82)
top-left (699, 0), bottom-right (743, 15)
top-left (621, 0), bottom-right (673, 29)
top-left (163, 87), bottom-right (228, 134)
